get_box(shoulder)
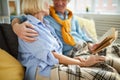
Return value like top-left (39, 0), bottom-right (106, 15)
top-left (72, 15), bottom-right (79, 22)
top-left (44, 16), bottom-right (57, 24)
top-left (44, 15), bottom-right (53, 21)
top-left (71, 15), bottom-right (80, 27)
top-left (18, 15), bottom-right (27, 22)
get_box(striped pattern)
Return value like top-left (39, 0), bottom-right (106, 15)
top-left (36, 44), bottom-right (120, 80)
top-left (75, 14), bottom-right (120, 43)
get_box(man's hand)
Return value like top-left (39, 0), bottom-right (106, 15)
top-left (13, 21), bottom-right (38, 42)
top-left (88, 43), bottom-right (99, 54)
top-left (74, 56), bottom-right (86, 62)
top-left (80, 55), bottom-right (105, 67)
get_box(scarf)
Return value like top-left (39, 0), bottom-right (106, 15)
top-left (50, 6), bottom-right (75, 46)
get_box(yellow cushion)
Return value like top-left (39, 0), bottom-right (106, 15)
top-left (0, 49), bottom-right (24, 80)
top-left (76, 16), bottom-right (98, 42)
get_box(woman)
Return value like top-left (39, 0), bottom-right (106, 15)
top-left (18, 0), bottom-right (106, 80)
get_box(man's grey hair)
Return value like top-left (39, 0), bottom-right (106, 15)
top-left (52, 0), bottom-right (71, 2)
top-left (68, 0), bottom-right (71, 2)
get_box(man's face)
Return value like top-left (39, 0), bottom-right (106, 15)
top-left (53, 0), bottom-right (68, 14)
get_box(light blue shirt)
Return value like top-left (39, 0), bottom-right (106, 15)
top-left (18, 11), bottom-right (92, 55)
top-left (45, 11), bottom-right (93, 55)
top-left (18, 15), bottom-right (63, 79)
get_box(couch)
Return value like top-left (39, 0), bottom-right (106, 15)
top-left (0, 24), bottom-right (18, 58)
top-left (0, 16), bottom-right (99, 80)
top-left (0, 24), bottom-right (24, 80)
top-left (0, 17), bottom-right (98, 80)
top-left (2, 17), bottom-right (118, 80)
top-left (0, 16), bottom-right (120, 80)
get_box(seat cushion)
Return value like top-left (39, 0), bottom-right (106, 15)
top-left (0, 24), bottom-right (18, 58)
top-left (0, 28), bottom-right (9, 52)
top-left (76, 16), bottom-right (98, 42)
top-left (0, 48), bottom-right (24, 80)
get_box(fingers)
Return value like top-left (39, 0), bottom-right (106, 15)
top-left (23, 36), bottom-right (37, 42)
top-left (24, 22), bottom-right (38, 37)
top-left (24, 33), bottom-right (38, 42)
top-left (12, 21), bottom-right (39, 42)
top-left (95, 60), bottom-right (104, 63)
top-left (19, 21), bottom-right (38, 42)
top-left (78, 58), bottom-right (86, 62)
top-left (26, 28), bottom-right (38, 34)
top-left (95, 56), bottom-right (105, 61)
top-left (74, 57), bottom-right (86, 62)
top-left (83, 55), bottom-right (106, 67)
top-left (22, 29), bottom-right (38, 42)
top-left (22, 21), bottom-right (38, 34)
top-left (89, 44), bottom-right (99, 54)
top-left (24, 21), bottom-right (35, 29)
top-left (25, 32), bottom-right (38, 37)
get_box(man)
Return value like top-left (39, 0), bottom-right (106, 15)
top-left (12, 0), bottom-right (120, 80)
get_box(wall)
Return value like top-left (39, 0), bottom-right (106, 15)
top-left (0, 0), bottom-right (10, 23)
top-left (75, 13), bottom-right (120, 43)
top-left (0, 0), bottom-right (9, 16)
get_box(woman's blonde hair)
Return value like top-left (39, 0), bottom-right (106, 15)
top-left (22, 0), bottom-right (49, 15)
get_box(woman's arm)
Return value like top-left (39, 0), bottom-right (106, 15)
top-left (52, 51), bottom-right (105, 67)
top-left (52, 51), bottom-right (83, 66)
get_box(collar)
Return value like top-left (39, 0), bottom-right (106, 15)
top-left (55, 10), bottom-right (69, 20)
top-left (26, 15), bottom-right (49, 25)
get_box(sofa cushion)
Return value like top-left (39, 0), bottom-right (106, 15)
top-left (0, 28), bottom-right (9, 52)
top-left (0, 48), bottom-right (24, 80)
top-left (0, 24), bottom-right (18, 58)
top-left (76, 16), bottom-right (98, 42)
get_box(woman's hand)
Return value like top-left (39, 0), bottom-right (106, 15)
top-left (74, 56), bottom-right (86, 62)
top-left (80, 55), bottom-right (105, 67)
top-left (13, 21), bottom-right (38, 42)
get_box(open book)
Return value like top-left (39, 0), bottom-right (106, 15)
top-left (91, 27), bottom-right (118, 53)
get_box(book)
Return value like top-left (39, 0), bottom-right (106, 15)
top-left (91, 27), bottom-right (118, 54)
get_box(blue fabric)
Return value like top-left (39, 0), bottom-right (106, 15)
top-left (45, 11), bottom-right (93, 55)
top-left (18, 11), bottom-right (93, 55)
top-left (18, 15), bottom-right (63, 79)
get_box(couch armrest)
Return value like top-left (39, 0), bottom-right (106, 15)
top-left (0, 24), bottom-right (18, 59)
top-left (75, 16), bottom-right (98, 42)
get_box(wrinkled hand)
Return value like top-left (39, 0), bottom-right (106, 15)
top-left (81, 55), bottom-right (105, 67)
top-left (13, 21), bottom-right (38, 42)
top-left (74, 56), bottom-right (86, 62)
top-left (88, 43), bottom-right (99, 54)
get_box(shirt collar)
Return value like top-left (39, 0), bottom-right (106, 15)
top-left (56, 10), bottom-right (69, 20)
top-left (26, 15), bottom-right (50, 25)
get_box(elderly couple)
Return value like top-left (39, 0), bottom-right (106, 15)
top-left (12, 0), bottom-right (120, 80)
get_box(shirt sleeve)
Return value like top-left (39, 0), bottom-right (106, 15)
top-left (18, 15), bottom-right (27, 23)
top-left (18, 24), bottom-right (59, 66)
top-left (11, 15), bottom-right (27, 23)
top-left (19, 37), bottom-right (59, 65)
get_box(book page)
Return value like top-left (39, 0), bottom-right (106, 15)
top-left (92, 27), bottom-right (118, 53)
top-left (97, 28), bottom-right (116, 43)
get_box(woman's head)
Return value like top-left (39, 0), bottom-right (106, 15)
top-left (22, 0), bottom-right (50, 15)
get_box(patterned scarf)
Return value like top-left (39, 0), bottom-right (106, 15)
top-left (50, 6), bottom-right (75, 46)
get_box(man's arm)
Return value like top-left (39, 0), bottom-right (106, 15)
top-left (11, 18), bottom-right (38, 42)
